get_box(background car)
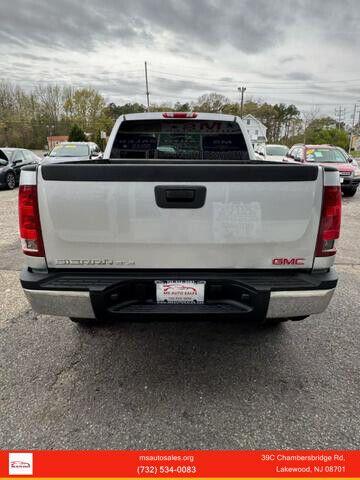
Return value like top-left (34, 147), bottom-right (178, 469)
top-left (0, 148), bottom-right (40, 190)
top-left (335, 146), bottom-right (358, 164)
top-left (255, 144), bottom-right (289, 161)
top-left (45, 142), bottom-right (102, 160)
top-left (285, 144), bottom-right (359, 197)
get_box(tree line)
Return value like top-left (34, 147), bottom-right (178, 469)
top-left (0, 81), bottom-right (111, 149)
top-left (0, 81), bottom-right (351, 150)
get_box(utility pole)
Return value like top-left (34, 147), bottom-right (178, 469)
top-left (238, 86), bottom-right (246, 118)
top-left (46, 124), bottom-right (55, 150)
top-left (334, 106), bottom-right (346, 128)
top-left (144, 61), bottom-right (150, 111)
top-left (349, 102), bottom-right (359, 153)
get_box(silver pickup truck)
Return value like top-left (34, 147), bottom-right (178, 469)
top-left (19, 112), bottom-right (341, 326)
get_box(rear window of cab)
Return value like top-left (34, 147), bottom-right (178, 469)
top-left (110, 119), bottom-right (250, 161)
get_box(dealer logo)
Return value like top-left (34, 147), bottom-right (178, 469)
top-left (163, 284), bottom-right (198, 294)
top-left (9, 453), bottom-right (33, 475)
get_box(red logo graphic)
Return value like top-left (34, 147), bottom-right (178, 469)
top-left (163, 284), bottom-right (197, 294)
top-left (10, 461), bottom-right (31, 468)
top-left (272, 258), bottom-right (305, 266)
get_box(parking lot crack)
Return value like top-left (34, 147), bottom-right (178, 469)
top-left (49, 336), bottom-right (85, 391)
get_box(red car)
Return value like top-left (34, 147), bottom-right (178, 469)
top-left (10, 461), bottom-right (31, 468)
top-left (284, 144), bottom-right (360, 197)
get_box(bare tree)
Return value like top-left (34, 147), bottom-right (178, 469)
top-left (302, 106), bottom-right (320, 143)
top-left (35, 85), bottom-right (63, 126)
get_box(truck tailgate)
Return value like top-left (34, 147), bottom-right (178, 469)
top-left (38, 163), bottom-right (322, 270)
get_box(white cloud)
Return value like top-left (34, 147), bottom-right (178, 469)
top-left (0, 0), bottom-right (359, 119)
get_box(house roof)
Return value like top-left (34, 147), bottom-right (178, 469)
top-left (243, 114), bottom-right (266, 129)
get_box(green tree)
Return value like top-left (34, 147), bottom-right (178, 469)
top-left (307, 116), bottom-right (337, 131)
top-left (94, 129), bottom-right (105, 150)
top-left (174, 102), bottom-right (191, 112)
top-left (148, 102), bottom-right (174, 112)
top-left (306, 127), bottom-right (349, 149)
top-left (68, 124), bottom-right (87, 141)
top-left (2, 79), bottom-right (349, 151)
top-left (221, 102), bottom-right (241, 115)
top-left (104, 102), bottom-right (146, 119)
top-left (301, 115), bottom-right (349, 148)
top-left (193, 93), bottom-right (230, 112)
top-left (63, 88), bottom-right (107, 134)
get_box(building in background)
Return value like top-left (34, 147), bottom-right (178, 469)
top-left (47, 135), bottom-right (69, 150)
top-left (243, 114), bottom-right (267, 148)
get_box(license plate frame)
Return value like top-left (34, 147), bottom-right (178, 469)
top-left (155, 280), bottom-right (206, 304)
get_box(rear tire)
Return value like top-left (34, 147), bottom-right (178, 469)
top-left (263, 315), bottom-right (309, 327)
top-left (262, 318), bottom-right (285, 327)
top-left (290, 315), bottom-right (309, 321)
top-left (69, 317), bottom-right (100, 327)
top-left (6, 172), bottom-right (16, 190)
top-left (343, 187), bottom-right (357, 197)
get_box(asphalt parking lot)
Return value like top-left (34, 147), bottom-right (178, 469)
top-left (0, 187), bottom-right (359, 450)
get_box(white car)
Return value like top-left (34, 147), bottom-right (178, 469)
top-left (44, 142), bottom-right (103, 161)
top-left (255, 144), bottom-right (289, 162)
top-left (19, 112), bottom-right (340, 327)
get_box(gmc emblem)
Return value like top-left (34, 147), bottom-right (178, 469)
top-left (272, 258), bottom-right (305, 265)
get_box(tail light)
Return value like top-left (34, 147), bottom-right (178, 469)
top-left (163, 112), bottom-right (197, 118)
top-left (18, 185), bottom-right (45, 256)
top-left (315, 186), bottom-right (341, 257)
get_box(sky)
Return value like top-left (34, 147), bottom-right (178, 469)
top-left (0, 0), bottom-right (360, 121)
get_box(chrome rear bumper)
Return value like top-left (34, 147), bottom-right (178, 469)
top-left (266, 289), bottom-right (335, 318)
top-left (23, 287), bottom-right (335, 320)
top-left (23, 289), bottom-right (95, 319)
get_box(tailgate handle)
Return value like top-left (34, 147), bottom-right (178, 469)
top-left (155, 185), bottom-right (206, 208)
top-left (166, 189), bottom-right (195, 201)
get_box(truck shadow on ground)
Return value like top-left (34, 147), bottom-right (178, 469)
top-left (69, 318), bottom-right (305, 402)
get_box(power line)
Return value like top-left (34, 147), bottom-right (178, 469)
top-left (245, 85), bottom-right (355, 91)
top-left (150, 61), bottom-right (360, 77)
top-left (334, 106), bottom-right (346, 126)
top-left (149, 68), bottom-right (360, 85)
top-left (234, 78), bottom-right (360, 85)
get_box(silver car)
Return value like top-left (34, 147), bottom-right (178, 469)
top-left (45, 142), bottom-right (103, 160)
